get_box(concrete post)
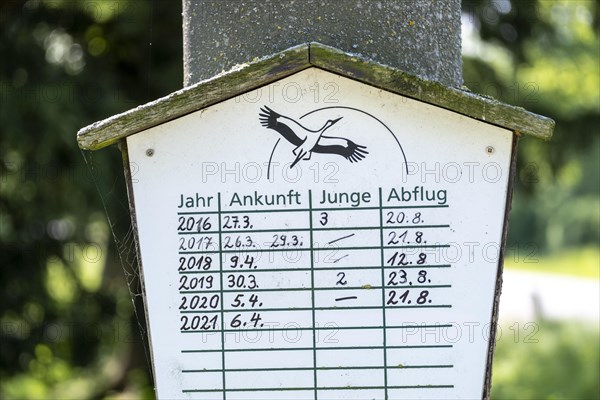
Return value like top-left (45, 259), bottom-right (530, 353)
top-left (183, 0), bottom-right (462, 87)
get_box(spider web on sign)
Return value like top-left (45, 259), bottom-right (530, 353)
top-left (80, 147), bottom-right (152, 375)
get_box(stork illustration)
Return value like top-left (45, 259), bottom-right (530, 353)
top-left (259, 106), bottom-right (368, 168)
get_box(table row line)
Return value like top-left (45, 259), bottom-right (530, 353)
top-left (177, 287), bottom-right (451, 308)
top-left (177, 200), bottom-right (449, 214)
top-left (179, 345), bottom-right (453, 369)
top-left (178, 266), bottom-right (451, 275)
top-left (177, 231), bottom-right (449, 252)
top-left (178, 368), bottom-right (454, 393)
top-left (178, 324), bottom-right (474, 350)
top-left (180, 386), bottom-right (454, 400)
top-left (179, 310), bottom-right (459, 332)
top-left (178, 248), bottom-right (460, 264)
top-left (177, 270), bottom-right (452, 290)
top-left (177, 208), bottom-right (449, 232)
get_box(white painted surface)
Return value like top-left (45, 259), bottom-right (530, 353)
top-left (126, 68), bottom-right (513, 399)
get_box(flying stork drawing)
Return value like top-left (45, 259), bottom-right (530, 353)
top-left (259, 106), bottom-right (368, 168)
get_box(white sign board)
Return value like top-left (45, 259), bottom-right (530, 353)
top-left (126, 67), bottom-right (513, 399)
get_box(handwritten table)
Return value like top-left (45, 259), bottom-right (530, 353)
top-left (175, 188), bottom-right (455, 399)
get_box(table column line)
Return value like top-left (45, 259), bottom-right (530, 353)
top-left (308, 189), bottom-right (318, 400)
top-left (379, 187), bottom-right (389, 400)
top-left (217, 193), bottom-right (227, 400)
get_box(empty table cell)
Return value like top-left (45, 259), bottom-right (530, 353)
top-left (315, 308), bottom-right (383, 328)
top-left (317, 368), bottom-right (385, 389)
top-left (226, 348), bottom-right (314, 370)
top-left (315, 327), bottom-right (384, 348)
top-left (223, 329), bottom-right (314, 350)
top-left (179, 371), bottom-right (223, 393)
top-left (227, 389), bottom-right (315, 400)
top-left (225, 370), bottom-right (314, 391)
top-left (180, 351), bottom-right (223, 371)
top-left (316, 348), bottom-right (384, 368)
top-left (387, 387), bottom-right (456, 400)
top-left (387, 367), bottom-right (455, 388)
top-left (385, 307), bottom-right (455, 328)
top-left (387, 346), bottom-right (454, 368)
top-left (178, 329), bottom-right (223, 351)
top-left (386, 325), bottom-right (458, 347)
top-left (316, 388), bottom-right (384, 400)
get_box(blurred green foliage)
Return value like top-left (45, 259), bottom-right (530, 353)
top-left (1, 0), bottom-right (181, 398)
top-left (462, 0), bottom-right (599, 258)
top-left (505, 246), bottom-right (599, 278)
top-left (463, 1), bottom-right (599, 399)
top-left (492, 321), bottom-right (600, 399)
top-left (0, 0), bottom-right (597, 399)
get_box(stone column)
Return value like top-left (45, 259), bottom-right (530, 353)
top-left (183, 0), bottom-right (462, 87)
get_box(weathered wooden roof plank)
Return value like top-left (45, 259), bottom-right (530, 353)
top-left (309, 43), bottom-right (554, 140)
top-left (78, 42), bottom-right (553, 150)
top-left (78, 44), bottom-right (311, 150)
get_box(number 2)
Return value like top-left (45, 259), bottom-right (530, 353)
top-left (336, 272), bottom-right (347, 286)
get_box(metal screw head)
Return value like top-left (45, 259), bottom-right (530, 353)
top-left (146, 148), bottom-right (154, 157)
top-left (486, 146), bottom-right (494, 154)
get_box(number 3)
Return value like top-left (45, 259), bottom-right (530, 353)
top-left (320, 212), bottom-right (329, 226)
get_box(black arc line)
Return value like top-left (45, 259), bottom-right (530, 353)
top-left (266, 138), bottom-right (281, 180)
top-left (300, 106), bottom-right (408, 175)
top-left (265, 106), bottom-right (409, 177)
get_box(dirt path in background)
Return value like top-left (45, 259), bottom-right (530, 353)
top-left (499, 269), bottom-right (600, 322)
